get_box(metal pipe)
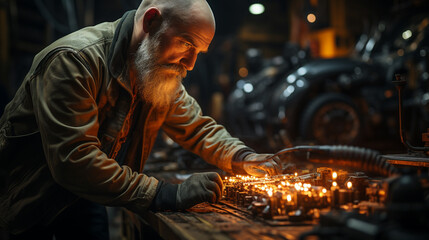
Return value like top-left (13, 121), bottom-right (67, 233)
top-left (393, 74), bottom-right (429, 152)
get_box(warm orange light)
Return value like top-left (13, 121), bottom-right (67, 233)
top-left (384, 90), bottom-right (393, 98)
top-left (286, 194), bottom-right (292, 202)
top-left (332, 172), bottom-right (338, 180)
top-left (294, 183), bottom-right (300, 191)
top-left (347, 181), bottom-right (352, 189)
top-left (239, 67), bottom-right (249, 78)
top-left (312, 29), bottom-right (336, 58)
top-left (332, 181), bottom-right (338, 187)
top-left (307, 13), bottom-right (316, 23)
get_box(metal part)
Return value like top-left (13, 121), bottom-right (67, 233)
top-left (393, 74), bottom-right (429, 154)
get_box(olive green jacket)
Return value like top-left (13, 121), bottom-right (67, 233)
top-left (0, 11), bottom-right (248, 234)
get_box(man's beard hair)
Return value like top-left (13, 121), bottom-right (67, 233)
top-left (134, 28), bottom-right (187, 109)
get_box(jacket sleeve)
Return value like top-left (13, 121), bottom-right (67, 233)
top-left (30, 50), bottom-right (158, 213)
top-left (162, 86), bottom-right (251, 174)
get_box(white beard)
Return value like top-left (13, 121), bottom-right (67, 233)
top-left (134, 31), bottom-right (187, 109)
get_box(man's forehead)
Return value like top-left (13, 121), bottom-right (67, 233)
top-left (169, 14), bottom-right (215, 48)
top-left (180, 32), bottom-right (211, 52)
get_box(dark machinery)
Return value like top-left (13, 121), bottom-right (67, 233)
top-left (220, 74), bottom-right (429, 240)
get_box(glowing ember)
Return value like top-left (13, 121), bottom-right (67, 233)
top-left (294, 183), bottom-right (300, 191)
top-left (347, 181), bottom-right (352, 189)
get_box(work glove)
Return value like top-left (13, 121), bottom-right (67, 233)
top-left (242, 153), bottom-right (282, 177)
top-left (176, 172), bottom-right (223, 210)
top-left (232, 150), bottom-right (282, 177)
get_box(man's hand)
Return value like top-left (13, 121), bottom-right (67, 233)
top-left (176, 172), bottom-right (223, 210)
top-left (242, 153), bottom-right (282, 177)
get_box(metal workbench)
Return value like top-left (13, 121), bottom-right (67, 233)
top-left (139, 201), bottom-right (314, 240)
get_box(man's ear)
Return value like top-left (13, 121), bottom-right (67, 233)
top-left (142, 7), bottom-right (162, 33)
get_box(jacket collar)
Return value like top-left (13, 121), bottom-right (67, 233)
top-left (108, 10), bottom-right (136, 90)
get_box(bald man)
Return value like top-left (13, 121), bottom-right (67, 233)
top-left (0, 0), bottom-right (281, 238)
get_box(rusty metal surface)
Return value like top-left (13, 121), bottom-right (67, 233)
top-left (140, 202), bottom-right (314, 240)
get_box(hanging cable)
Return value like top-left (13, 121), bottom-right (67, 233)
top-left (263, 145), bottom-right (398, 177)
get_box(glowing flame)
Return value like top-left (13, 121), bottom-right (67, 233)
top-left (332, 181), bottom-right (338, 187)
top-left (294, 183), bottom-right (300, 191)
top-left (347, 181), bottom-right (352, 189)
top-left (322, 188), bottom-right (327, 194)
top-left (332, 172), bottom-right (338, 180)
top-left (286, 194), bottom-right (292, 202)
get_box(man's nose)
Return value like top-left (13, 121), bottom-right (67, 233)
top-left (180, 52), bottom-right (197, 71)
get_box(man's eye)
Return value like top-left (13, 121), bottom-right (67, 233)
top-left (183, 42), bottom-right (192, 48)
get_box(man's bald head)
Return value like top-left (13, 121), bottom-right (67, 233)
top-left (135, 0), bottom-right (215, 30)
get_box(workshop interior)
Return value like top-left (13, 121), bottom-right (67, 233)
top-left (1, 0), bottom-right (429, 239)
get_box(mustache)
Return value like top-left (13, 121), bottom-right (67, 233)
top-left (158, 64), bottom-right (187, 78)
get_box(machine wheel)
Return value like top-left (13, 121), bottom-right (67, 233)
top-left (299, 93), bottom-right (362, 145)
